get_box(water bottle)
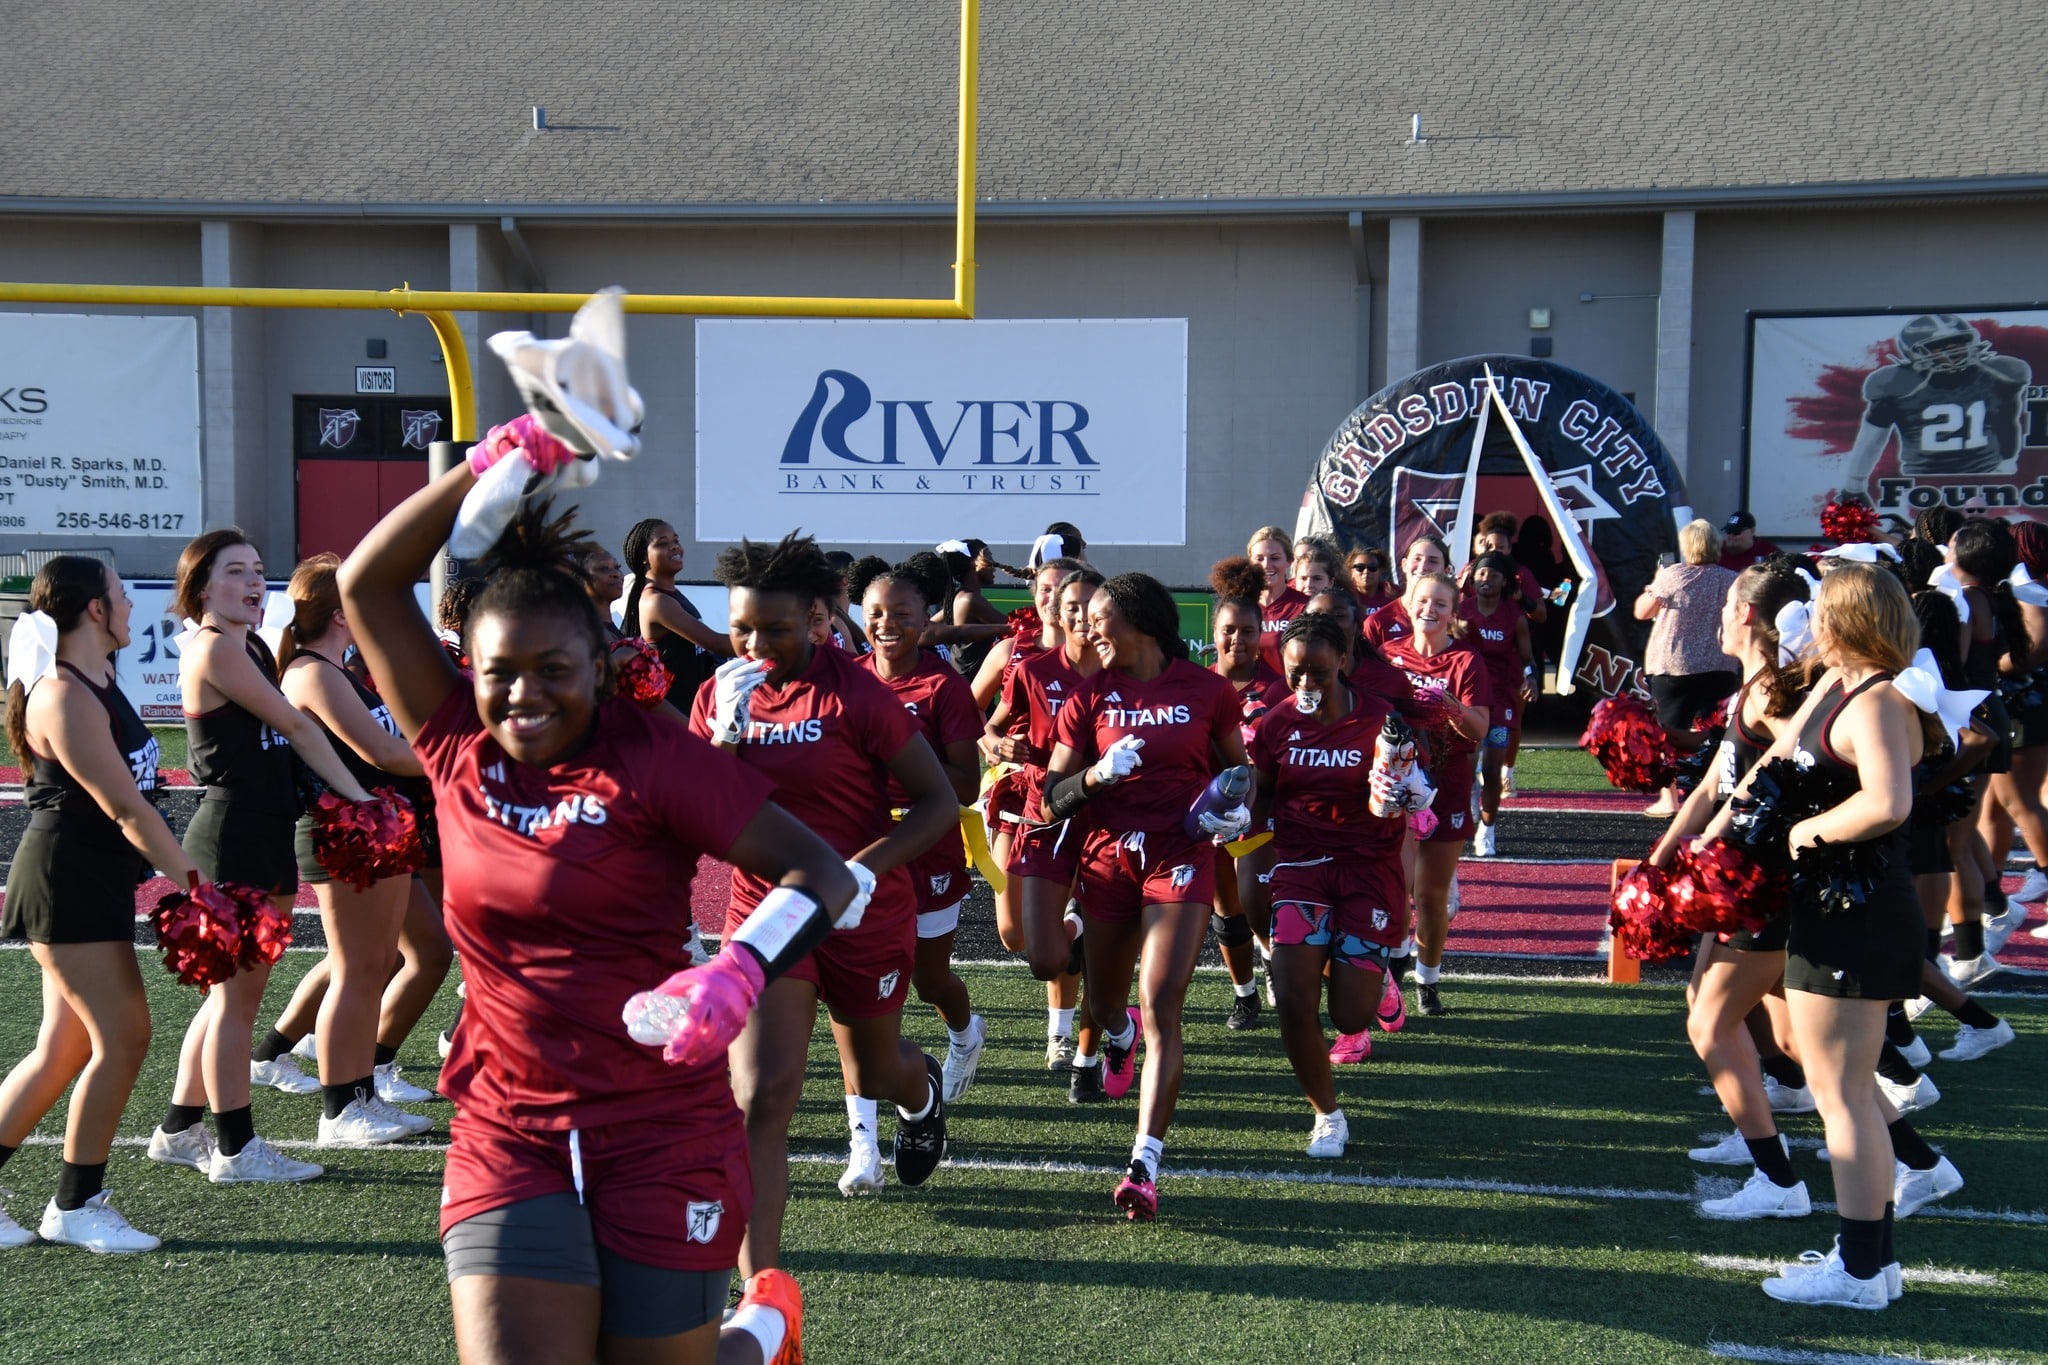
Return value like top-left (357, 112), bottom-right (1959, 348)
top-left (623, 989), bottom-right (689, 1046)
top-left (1369, 715), bottom-right (1417, 819)
top-left (1184, 764), bottom-right (1254, 840)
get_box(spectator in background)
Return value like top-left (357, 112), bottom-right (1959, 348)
top-left (823, 550), bottom-right (867, 654)
top-left (577, 545), bottom-right (626, 642)
top-left (1719, 511), bottom-right (1782, 572)
top-left (1635, 520), bottom-right (1741, 817)
top-left (1464, 513), bottom-right (1548, 625)
top-left (1346, 546), bottom-right (1399, 615)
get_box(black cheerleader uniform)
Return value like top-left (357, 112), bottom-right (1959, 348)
top-left (2, 664), bottom-right (160, 943)
top-left (182, 628), bottom-right (299, 896)
top-left (1782, 674), bottom-right (1924, 1000)
top-left (1965, 614), bottom-right (2014, 773)
top-left (643, 585), bottom-right (712, 710)
top-left (288, 654), bottom-right (414, 884)
top-left (1721, 677), bottom-right (1797, 954)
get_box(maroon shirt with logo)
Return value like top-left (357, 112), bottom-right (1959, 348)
top-left (1006, 646), bottom-right (1087, 823)
top-left (1456, 597), bottom-right (1526, 715)
top-left (1259, 587), bottom-right (1310, 672)
top-left (1249, 693), bottom-right (1404, 856)
top-left (1051, 658), bottom-right (1240, 832)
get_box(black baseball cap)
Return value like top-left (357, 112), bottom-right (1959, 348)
top-left (1724, 511), bottom-right (1757, 534)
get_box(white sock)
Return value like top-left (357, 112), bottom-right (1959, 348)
top-left (726, 1302), bottom-right (786, 1362)
top-left (947, 1021), bottom-right (977, 1048)
top-left (1131, 1134), bottom-right (1163, 1179)
top-left (1064, 908), bottom-right (1084, 941)
top-left (896, 1075), bottom-right (936, 1123)
top-left (1416, 961), bottom-right (1441, 985)
top-left (1399, 934), bottom-right (1418, 959)
top-left (1107, 1014), bottom-right (1137, 1052)
top-left (1074, 1050), bottom-right (1100, 1069)
top-left (1051, 1007), bottom-right (1076, 1037)
top-left (845, 1094), bottom-right (877, 1136)
top-left (1234, 979), bottom-right (1259, 998)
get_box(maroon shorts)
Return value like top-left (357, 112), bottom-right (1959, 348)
top-left (1074, 826), bottom-right (1217, 924)
top-left (729, 871), bottom-right (916, 1018)
top-left (1006, 818), bottom-right (1083, 885)
top-left (1423, 757), bottom-right (1477, 845)
top-left (906, 836), bottom-right (969, 914)
top-left (985, 768), bottom-right (1030, 833)
top-left (440, 1106), bottom-right (751, 1272)
top-left (1266, 853), bottom-right (1407, 964)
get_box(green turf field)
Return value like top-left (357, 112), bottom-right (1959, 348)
top-left (0, 954), bottom-right (2040, 1364)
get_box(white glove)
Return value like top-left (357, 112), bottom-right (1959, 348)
top-left (711, 657), bottom-right (773, 745)
top-left (1401, 763), bottom-right (1437, 812)
top-left (1198, 803), bottom-right (1252, 842)
top-left (1090, 735), bottom-right (1146, 786)
top-left (839, 860), bottom-right (876, 929)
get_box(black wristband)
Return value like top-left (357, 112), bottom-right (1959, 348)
top-left (729, 883), bottom-right (834, 982)
top-left (1045, 770), bottom-right (1094, 822)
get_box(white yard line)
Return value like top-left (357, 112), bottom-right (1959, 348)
top-left (1707, 1344), bottom-right (2027, 1365)
top-left (1696, 1254), bottom-right (2002, 1286)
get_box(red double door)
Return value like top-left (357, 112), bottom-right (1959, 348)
top-left (293, 396), bottom-right (451, 561)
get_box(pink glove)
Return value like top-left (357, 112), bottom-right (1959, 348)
top-left (1409, 807), bottom-right (1439, 839)
top-left (622, 947), bottom-right (767, 1067)
top-left (466, 413), bottom-right (578, 478)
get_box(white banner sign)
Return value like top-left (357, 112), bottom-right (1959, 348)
top-left (0, 314), bottom-right (202, 539)
top-left (694, 319), bottom-right (1188, 545)
top-left (1747, 307), bottom-right (2048, 537)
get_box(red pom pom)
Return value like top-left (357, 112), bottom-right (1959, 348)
top-left (612, 637), bottom-right (671, 707)
top-left (1007, 605), bottom-right (1043, 638)
top-left (311, 789), bottom-right (424, 890)
top-left (233, 891), bottom-right (295, 970)
top-left (151, 879), bottom-right (282, 987)
top-left (1820, 497), bottom-right (1880, 545)
top-left (1609, 861), bottom-right (1691, 962)
top-left (1581, 697), bottom-right (1680, 793)
top-left (1670, 840), bottom-right (1781, 935)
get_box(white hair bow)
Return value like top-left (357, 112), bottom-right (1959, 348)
top-left (3, 610), bottom-right (59, 690)
top-left (453, 288), bottom-right (644, 559)
top-left (935, 540), bottom-right (972, 558)
top-left (1030, 532), bottom-right (1066, 567)
top-left (1893, 647), bottom-right (1988, 749)
top-left (2009, 563), bottom-right (2048, 608)
top-left (1820, 541), bottom-right (1902, 564)
top-left (1927, 562), bottom-right (1972, 624)
top-left (1794, 567), bottom-right (1822, 598)
top-left (1774, 599), bottom-right (1814, 667)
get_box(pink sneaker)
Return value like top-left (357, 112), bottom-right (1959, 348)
top-left (1375, 970), bottom-right (1407, 1033)
top-left (1328, 1030), bottom-right (1373, 1064)
top-left (1113, 1160), bottom-right (1157, 1221)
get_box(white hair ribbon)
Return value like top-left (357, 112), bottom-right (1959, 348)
top-left (1819, 541), bottom-right (1902, 564)
top-left (1774, 599), bottom-right (1814, 667)
top-left (1030, 532), bottom-right (1065, 568)
top-left (1793, 568), bottom-right (1822, 598)
top-left (935, 540), bottom-right (972, 557)
top-left (3, 610), bottom-right (59, 690)
top-left (2008, 562), bottom-right (2048, 608)
top-left (1927, 561), bottom-right (1971, 624)
top-left (173, 616), bottom-right (204, 651)
top-left (1893, 647), bottom-right (1988, 749)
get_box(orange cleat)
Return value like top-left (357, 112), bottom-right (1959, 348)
top-left (735, 1268), bottom-right (805, 1364)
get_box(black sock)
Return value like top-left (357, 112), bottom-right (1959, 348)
top-left (1876, 1040), bottom-right (1920, 1087)
top-left (1985, 881), bottom-right (2008, 913)
top-left (252, 1028), bottom-right (297, 1063)
top-left (161, 1102), bottom-right (205, 1135)
top-left (1745, 1135), bottom-right (1797, 1188)
top-left (373, 1042), bottom-right (399, 1068)
top-left (54, 1160), bottom-right (106, 1212)
top-left (1884, 1003), bottom-right (1914, 1046)
top-left (321, 1077), bottom-right (377, 1120)
top-left (1953, 999), bottom-right (1999, 1029)
top-left (1953, 918), bottom-right (1986, 959)
top-left (1389, 954), bottom-right (1413, 985)
top-left (214, 1105), bottom-right (256, 1158)
top-left (1881, 1201), bottom-right (1896, 1267)
top-left (1924, 928), bottom-right (1943, 962)
top-left (1888, 1117), bottom-right (1939, 1172)
top-left (0, 1141), bottom-right (14, 1171)
top-left (1838, 1215), bottom-right (1885, 1281)
top-left (1760, 1054), bottom-right (1807, 1090)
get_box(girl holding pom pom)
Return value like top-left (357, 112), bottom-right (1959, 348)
top-left (341, 453), bottom-right (853, 1363)
top-left (148, 530), bottom-right (375, 1187)
top-left (0, 558), bottom-right (197, 1252)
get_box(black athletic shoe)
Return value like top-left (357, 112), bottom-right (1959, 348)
top-left (1067, 1061), bottom-right (1107, 1104)
top-left (893, 1054), bottom-right (947, 1187)
top-left (1417, 983), bottom-right (1447, 1017)
top-left (1225, 992), bottom-right (1261, 1031)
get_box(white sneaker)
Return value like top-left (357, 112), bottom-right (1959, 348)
top-left (1045, 1034), bottom-right (1076, 1072)
top-left (1883, 1261), bottom-right (1903, 1301)
top-left (250, 1056), bottom-right (320, 1095)
top-left (1446, 874), bottom-right (1461, 921)
top-left (1939, 1018), bottom-right (2015, 1062)
top-left (1700, 1170), bottom-right (1811, 1220)
top-left (1761, 1245), bottom-right (1888, 1309)
top-left (1943, 952), bottom-right (2002, 989)
top-left (942, 1014), bottom-right (987, 1103)
top-left (367, 1095), bottom-right (433, 1136)
top-left (317, 1097), bottom-right (415, 1147)
top-left (1984, 901), bottom-right (2029, 954)
top-left (1689, 1130), bottom-right (1769, 1166)
top-left (2013, 866), bottom-right (2048, 903)
top-left (146, 1122), bottom-right (217, 1172)
top-left (2032, 919), bottom-right (2048, 939)
top-left (1762, 1075), bottom-right (1817, 1114)
top-left (0, 1196), bottom-right (36, 1248)
top-left (1894, 1155), bottom-right (1964, 1218)
top-left (1306, 1109), bottom-right (1349, 1159)
top-left (1897, 1035), bottom-right (1931, 1070)
top-left (1473, 823), bottom-right (1498, 858)
top-left (437, 1029), bottom-right (455, 1059)
top-left (209, 1136), bottom-right (323, 1184)
top-left (1904, 995), bottom-right (1935, 1023)
top-left (38, 1192), bottom-right (159, 1254)
top-left (837, 1126), bottom-right (885, 1197)
top-left (1501, 766), bottom-right (1517, 798)
top-left (291, 1032), bottom-right (318, 1063)
top-left (374, 1063), bottom-right (435, 1103)
top-left (1876, 1071), bottom-right (1939, 1115)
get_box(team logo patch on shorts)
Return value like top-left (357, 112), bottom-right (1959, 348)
top-left (1451, 812), bottom-right (1466, 830)
top-left (928, 872), bottom-right (954, 897)
top-left (686, 1200), bottom-right (724, 1244)
top-left (1372, 908), bottom-right (1389, 931)
top-left (877, 969), bottom-right (902, 1000)
top-left (1168, 864), bottom-right (1196, 890)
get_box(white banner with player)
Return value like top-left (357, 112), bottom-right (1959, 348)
top-left (0, 313), bottom-right (203, 540)
top-left (694, 319), bottom-right (1188, 545)
top-left (1746, 307), bottom-right (2048, 536)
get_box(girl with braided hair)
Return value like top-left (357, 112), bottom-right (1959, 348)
top-left (620, 517), bottom-right (733, 708)
top-left (1249, 610), bottom-right (1410, 1157)
top-left (341, 460), bottom-right (854, 1362)
top-left (1044, 572), bottom-right (1250, 1219)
